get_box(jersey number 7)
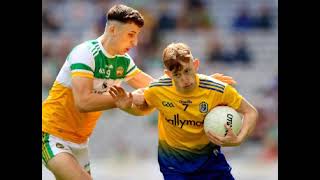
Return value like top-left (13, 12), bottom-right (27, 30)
top-left (183, 104), bottom-right (189, 111)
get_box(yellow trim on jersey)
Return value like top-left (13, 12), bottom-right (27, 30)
top-left (125, 68), bottom-right (141, 79)
top-left (42, 81), bottom-right (102, 143)
top-left (71, 72), bottom-right (94, 79)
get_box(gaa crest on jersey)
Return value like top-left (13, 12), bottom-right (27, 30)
top-left (199, 101), bottom-right (208, 113)
top-left (116, 66), bottom-right (124, 77)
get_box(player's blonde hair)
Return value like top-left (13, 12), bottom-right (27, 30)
top-left (162, 43), bottom-right (194, 73)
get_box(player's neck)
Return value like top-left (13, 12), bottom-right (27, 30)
top-left (99, 34), bottom-right (116, 56)
top-left (175, 84), bottom-right (197, 94)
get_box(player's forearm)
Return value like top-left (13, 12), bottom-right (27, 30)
top-left (127, 71), bottom-right (155, 89)
top-left (76, 93), bottom-right (117, 112)
top-left (120, 104), bottom-right (155, 116)
top-left (237, 109), bottom-right (258, 141)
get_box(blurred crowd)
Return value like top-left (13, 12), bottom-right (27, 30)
top-left (43, 0), bottom-right (278, 161)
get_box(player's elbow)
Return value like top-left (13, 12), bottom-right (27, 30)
top-left (139, 107), bottom-right (155, 116)
top-left (248, 106), bottom-right (259, 129)
top-left (132, 107), bottom-right (155, 116)
top-left (135, 110), bottom-right (153, 116)
top-left (75, 98), bottom-right (91, 113)
top-left (252, 107), bottom-right (259, 121)
top-left (75, 103), bottom-right (89, 113)
top-left (243, 106), bottom-right (259, 124)
top-left (78, 105), bottom-right (90, 113)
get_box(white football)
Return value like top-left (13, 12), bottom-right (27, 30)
top-left (204, 106), bottom-right (243, 137)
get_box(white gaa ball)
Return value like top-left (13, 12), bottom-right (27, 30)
top-left (204, 106), bottom-right (243, 137)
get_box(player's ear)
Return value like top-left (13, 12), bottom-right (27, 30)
top-left (107, 24), bottom-right (116, 35)
top-left (164, 69), bottom-right (172, 78)
top-left (193, 58), bottom-right (200, 71)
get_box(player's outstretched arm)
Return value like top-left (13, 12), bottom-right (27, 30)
top-left (207, 98), bottom-right (258, 147)
top-left (72, 76), bottom-right (118, 112)
top-left (126, 71), bottom-right (154, 89)
top-left (109, 85), bottom-right (155, 116)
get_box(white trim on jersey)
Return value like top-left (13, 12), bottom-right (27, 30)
top-left (125, 53), bottom-right (138, 75)
top-left (56, 42), bottom-right (96, 87)
top-left (68, 43), bottom-right (95, 71)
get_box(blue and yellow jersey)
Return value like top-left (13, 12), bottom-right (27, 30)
top-left (143, 74), bottom-right (243, 173)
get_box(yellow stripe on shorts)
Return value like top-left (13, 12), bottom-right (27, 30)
top-left (42, 132), bottom-right (54, 165)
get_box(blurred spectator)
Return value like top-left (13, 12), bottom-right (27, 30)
top-left (134, 7), bottom-right (160, 70)
top-left (187, 0), bottom-right (203, 8)
top-left (253, 3), bottom-right (273, 30)
top-left (232, 5), bottom-right (254, 31)
top-left (157, 2), bottom-right (177, 31)
top-left (42, 8), bottom-right (62, 33)
top-left (206, 33), bottom-right (252, 65)
top-left (177, 0), bottom-right (213, 31)
top-left (206, 37), bottom-right (230, 63)
top-left (232, 33), bottom-right (252, 64)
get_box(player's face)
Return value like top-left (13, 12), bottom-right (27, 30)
top-left (170, 60), bottom-right (199, 93)
top-left (112, 23), bottom-right (141, 55)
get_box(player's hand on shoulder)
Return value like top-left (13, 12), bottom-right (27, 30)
top-left (211, 73), bottom-right (237, 85)
top-left (206, 124), bottom-right (242, 147)
top-left (109, 85), bottom-right (133, 110)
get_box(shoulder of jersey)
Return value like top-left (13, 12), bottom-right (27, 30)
top-left (198, 74), bottom-right (226, 93)
top-left (149, 75), bottom-right (173, 88)
top-left (83, 40), bottom-right (101, 57)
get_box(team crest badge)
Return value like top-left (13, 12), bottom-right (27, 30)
top-left (116, 66), bottom-right (124, 77)
top-left (199, 101), bottom-right (208, 113)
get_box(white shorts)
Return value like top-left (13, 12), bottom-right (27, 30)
top-left (42, 132), bottom-right (91, 173)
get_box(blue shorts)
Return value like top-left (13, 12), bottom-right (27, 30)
top-left (160, 149), bottom-right (234, 180)
top-left (163, 171), bottom-right (234, 180)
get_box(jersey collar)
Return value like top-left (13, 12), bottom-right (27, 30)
top-left (97, 36), bottom-right (115, 58)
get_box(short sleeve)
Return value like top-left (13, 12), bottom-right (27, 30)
top-left (220, 85), bottom-right (243, 110)
top-left (124, 53), bottom-right (141, 81)
top-left (143, 87), bottom-right (156, 107)
top-left (68, 43), bottom-right (95, 79)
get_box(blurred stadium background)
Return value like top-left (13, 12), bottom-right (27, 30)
top-left (42, 0), bottom-right (278, 179)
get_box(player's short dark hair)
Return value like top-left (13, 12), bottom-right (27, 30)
top-left (107, 4), bottom-right (144, 28)
top-left (162, 43), bottom-right (193, 73)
